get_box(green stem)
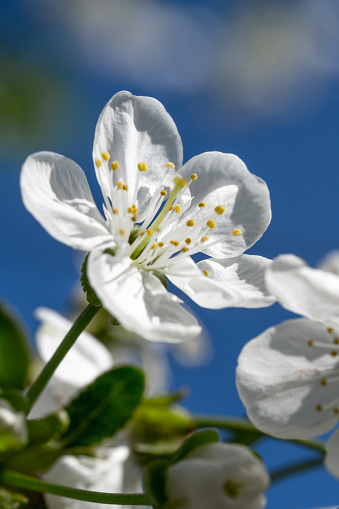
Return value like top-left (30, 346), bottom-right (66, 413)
top-left (270, 457), bottom-right (324, 483)
top-left (192, 414), bottom-right (326, 454)
top-left (26, 304), bottom-right (101, 411)
top-left (0, 469), bottom-right (150, 506)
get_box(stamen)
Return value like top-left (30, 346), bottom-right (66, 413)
top-left (113, 208), bottom-right (118, 214)
top-left (151, 244), bottom-right (158, 249)
top-left (170, 240), bottom-right (179, 246)
top-left (334, 338), bottom-right (339, 344)
top-left (173, 176), bottom-right (188, 187)
top-left (203, 270), bottom-right (209, 276)
top-left (316, 404), bottom-right (323, 412)
top-left (200, 236), bottom-right (209, 242)
top-left (95, 159), bottom-right (102, 168)
top-left (308, 340), bottom-right (314, 346)
top-left (138, 162), bottom-right (148, 172)
top-left (169, 206), bottom-right (174, 211)
top-left (198, 202), bottom-right (205, 208)
top-left (165, 162), bottom-right (175, 169)
top-left (232, 228), bottom-right (242, 236)
top-left (158, 242), bottom-right (164, 247)
top-left (182, 247), bottom-right (189, 252)
top-left (119, 229), bottom-right (125, 236)
top-left (117, 181), bottom-right (123, 190)
top-left (214, 205), bottom-right (225, 215)
top-left (122, 184), bottom-right (128, 191)
top-left (146, 229), bottom-right (152, 236)
top-left (160, 190), bottom-right (167, 196)
top-left (332, 351), bottom-right (338, 357)
top-left (185, 238), bottom-right (191, 245)
top-left (175, 205), bottom-right (181, 213)
top-left (186, 219), bottom-right (195, 227)
top-left (190, 173), bottom-right (198, 181)
top-left (207, 219), bottom-right (216, 229)
top-left (111, 161), bottom-right (119, 171)
top-left (102, 151), bottom-right (110, 161)
top-left (321, 379), bottom-right (327, 386)
top-left (328, 327), bottom-right (334, 333)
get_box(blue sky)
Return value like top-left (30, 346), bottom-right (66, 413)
top-left (1, 1), bottom-right (339, 507)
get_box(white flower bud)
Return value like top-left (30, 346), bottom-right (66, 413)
top-left (166, 442), bottom-right (269, 509)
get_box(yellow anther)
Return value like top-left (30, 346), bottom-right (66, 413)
top-left (332, 350), bottom-right (338, 357)
top-left (123, 184), bottom-right (128, 191)
top-left (170, 240), bottom-right (179, 246)
top-left (160, 190), bottom-right (167, 196)
top-left (190, 173), bottom-right (198, 181)
top-left (151, 244), bottom-right (158, 249)
top-left (112, 208), bottom-right (118, 214)
top-left (146, 229), bottom-right (152, 236)
top-left (127, 207), bottom-right (133, 213)
top-left (334, 338), bottom-right (339, 344)
top-left (165, 162), bottom-right (175, 169)
top-left (132, 215), bottom-right (137, 221)
top-left (316, 404), bottom-right (323, 412)
top-left (95, 159), bottom-right (102, 167)
top-left (185, 238), bottom-right (191, 245)
top-left (203, 270), bottom-right (209, 277)
top-left (116, 181), bottom-right (123, 190)
top-left (308, 339), bottom-right (314, 346)
top-left (232, 228), bottom-right (242, 236)
top-left (101, 151), bottom-right (110, 161)
top-left (328, 327), bottom-right (334, 333)
top-left (175, 205), bottom-right (181, 214)
top-left (334, 408), bottom-right (339, 414)
top-left (158, 242), bottom-right (164, 247)
top-left (214, 205), bottom-right (225, 215)
top-left (119, 229), bottom-right (125, 236)
top-left (138, 232), bottom-right (144, 236)
top-left (173, 176), bottom-right (188, 187)
top-left (186, 219), bottom-right (195, 227)
top-left (321, 379), bottom-right (327, 386)
top-left (156, 227), bottom-right (161, 232)
top-left (182, 247), bottom-right (189, 252)
top-left (169, 206), bottom-right (175, 211)
top-left (200, 236), bottom-right (209, 242)
top-left (111, 161), bottom-right (119, 171)
top-left (138, 162), bottom-right (148, 172)
top-left (207, 219), bottom-right (216, 229)
top-left (198, 202), bottom-right (206, 208)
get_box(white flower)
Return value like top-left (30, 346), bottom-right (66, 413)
top-left (44, 445), bottom-right (149, 509)
top-left (166, 442), bottom-right (269, 509)
top-left (28, 308), bottom-right (113, 420)
top-left (236, 253), bottom-right (339, 439)
top-left (21, 91), bottom-right (273, 342)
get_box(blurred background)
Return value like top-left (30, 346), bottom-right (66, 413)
top-left (1, 1), bottom-right (339, 507)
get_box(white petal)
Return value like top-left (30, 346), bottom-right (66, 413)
top-left (28, 308), bottom-right (112, 420)
top-left (21, 152), bottom-right (112, 251)
top-left (318, 250), bottom-right (339, 276)
top-left (266, 254), bottom-right (339, 327)
top-left (44, 446), bottom-right (145, 509)
top-left (325, 428), bottom-right (339, 479)
top-left (236, 318), bottom-right (339, 439)
top-left (93, 91), bottom-right (183, 216)
top-left (87, 250), bottom-right (201, 343)
top-left (179, 152), bottom-right (271, 258)
top-left (168, 255), bottom-right (275, 309)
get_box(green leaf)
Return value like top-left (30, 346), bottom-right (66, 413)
top-left (144, 459), bottom-right (169, 509)
top-left (0, 488), bottom-right (28, 509)
top-left (171, 428), bottom-right (220, 465)
top-left (0, 390), bottom-right (29, 414)
top-left (0, 302), bottom-right (30, 390)
top-left (80, 254), bottom-right (101, 307)
top-left (62, 366), bottom-right (145, 446)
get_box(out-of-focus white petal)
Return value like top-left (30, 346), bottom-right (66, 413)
top-left (266, 254), bottom-right (339, 327)
top-left (166, 442), bottom-right (269, 509)
top-left (44, 446), bottom-right (148, 509)
top-left (87, 250), bottom-right (201, 343)
top-left (21, 152), bottom-right (112, 251)
top-left (93, 91), bottom-right (183, 216)
top-left (325, 427), bottom-right (339, 479)
top-left (178, 152), bottom-right (271, 258)
top-left (318, 250), bottom-right (339, 276)
top-left (168, 255), bottom-right (274, 309)
top-left (236, 318), bottom-right (339, 439)
top-left (28, 308), bottom-right (112, 420)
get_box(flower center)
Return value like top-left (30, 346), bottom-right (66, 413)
top-left (95, 152), bottom-right (242, 272)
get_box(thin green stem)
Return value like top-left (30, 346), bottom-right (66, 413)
top-left (0, 469), bottom-right (150, 506)
top-left (192, 414), bottom-right (326, 454)
top-left (26, 304), bottom-right (101, 411)
top-left (270, 457), bottom-right (324, 483)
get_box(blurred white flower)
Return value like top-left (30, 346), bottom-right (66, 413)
top-left (0, 399), bottom-right (27, 452)
top-left (166, 442), bottom-right (269, 509)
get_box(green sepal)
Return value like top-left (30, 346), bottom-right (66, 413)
top-left (80, 254), bottom-right (101, 307)
top-left (0, 488), bottom-right (28, 509)
top-left (0, 302), bottom-right (30, 390)
top-left (170, 428), bottom-right (220, 465)
top-left (152, 270), bottom-right (168, 290)
top-left (143, 459), bottom-right (169, 509)
top-left (0, 390), bottom-right (29, 415)
top-left (27, 410), bottom-right (70, 445)
top-left (142, 390), bottom-right (187, 407)
top-left (128, 225), bottom-right (141, 245)
top-left (62, 366), bottom-right (145, 447)
top-left (110, 316), bottom-right (120, 326)
top-left (5, 442), bottom-right (66, 475)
